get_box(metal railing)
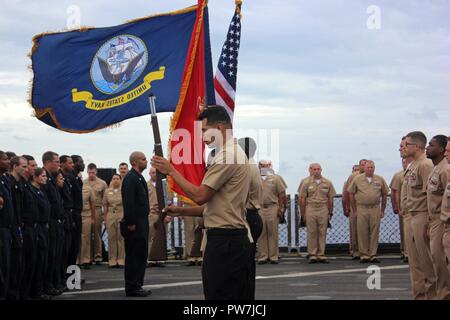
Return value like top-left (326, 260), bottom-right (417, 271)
top-left (164, 194), bottom-right (401, 256)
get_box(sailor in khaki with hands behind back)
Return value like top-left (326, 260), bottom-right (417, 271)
top-left (348, 160), bottom-right (388, 263)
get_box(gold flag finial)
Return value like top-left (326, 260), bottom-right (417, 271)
top-left (235, 0), bottom-right (242, 17)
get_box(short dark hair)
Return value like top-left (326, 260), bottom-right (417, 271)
top-left (10, 156), bottom-right (25, 171)
top-left (0, 151), bottom-right (5, 159)
top-left (60, 155), bottom-right (71, 164)
top-left (406, 131), bottom-right (427, 149)
top-left (433, 135), bottom-right (448, 150)
top-left (71, 155), bottom-right (82, 162)
top-left (198, 105), bottom-right (231, 125)
top-left (359, 159), bottom-right (368, 165)
top-left (87, 163), bottom-right (97, 171)
top-left (6, 151), bottom-right (16, 160)
top-left (22, 155), bottom-right (35, 163)
top-left (112, 174), bottom-right (122, 180)
top-left (42, 151), bottom-right (58, 164)
top-left (238, 137), bottom-right (257, 159)
top-left (34, 167), bottom-right (45, 178)
top-left (119, 162), bottom-right (128, 167)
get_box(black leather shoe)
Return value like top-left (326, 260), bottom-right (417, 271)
top-left (126, 289), bottom-right (151, 297)
top-left (185, 261), bottom-right (196, 266)
top-left (351, 256), bottom-right (360, 260)
top-left (318, 259), bottom-right (329, 264)
top-left (257, 260), bottom-right (267, 265)
top-left (360, 259), bottom-right (368, 263)
top-left (269, 260), bottom-right (279, 264)
top-left (370, 258), bottom-right (380, 263)
top-left (308, 259), bottom-right (318, 264)
top-left (195, 261), bottom-right (202, 266)
top-left (81, 263), bottom-right (91, 270)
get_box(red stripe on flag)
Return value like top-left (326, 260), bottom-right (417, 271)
top-left (214, 77), bottom-right (235, 110)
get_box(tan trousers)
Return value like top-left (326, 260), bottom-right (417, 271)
top-left (409, 212), bottom-right (437, 300)
top-left (444, 224), bottom-right (450, 277)
top-left (80, 215), bottom-right (92, 264)
top-left (399, 215), bottom-right (408, 257)
top-left (184, 216), bottom-right (202, 261)
top-left (356, 206), bottom-right (381, 260)
top-left (148, 214), bottom-right (168, 260)
top-left (404, 214), bottom-right (426, 299)
top-left (429, 217), bottom-right (450, 300)
top-left (306, 206), bottom-right (329, 260)
top-left (349, 210), bottom-right (359, 257)
top-left (257, 204), bottom-right (279, 262)
top-left (106, 212), bottom-right (125, 266)
top-left (93, 207), bottom-right (103, 262)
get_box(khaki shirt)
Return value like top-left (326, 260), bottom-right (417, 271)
top-left (343, 172), bottom-right (360, 194)
top-left (261, 174), bottom-right (286, 207)
top-left (348, 174), bottom-right (389, 206)
top-left (426, 158), bottom-right (450, 216)
top-left (276, 174), bottom-right (288, 190)
top-left (400, 165), bottom-right (412, 215)
top-left (246, 162), bottom-right (263, 211)
top-left (102, 187), bottom-right (123, 216)
top-left (147, 180), bottom-right (158, 208)
top-left (297, 176), bottom-right (310, 195)
top-left (390, 170), bottom-right (404, 192)
top-left (83, 177), bottom-right (107, 208)
top-left (300, 176), bottom-right (336, 208)
top-left (440, 180), bottom-right (450, 223)
top-left (202, 138), bottom-right (250, 229)
top-left (81, 184), bottom-right (94, 216)
top-left (406, 154), bottom-right (433, 214)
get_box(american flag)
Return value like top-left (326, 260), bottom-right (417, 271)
top-left (214, 6), bottom-right (241, 122)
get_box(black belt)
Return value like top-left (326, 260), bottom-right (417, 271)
top-left (207, 228), bottom-right (247, 237)
top-left (246, 209), bottom-right (259, 215)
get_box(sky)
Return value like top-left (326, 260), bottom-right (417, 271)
top-left (1, 0), bottom-right (449, 193)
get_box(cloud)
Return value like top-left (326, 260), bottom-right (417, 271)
top-left (1, 0), bottom-right (449, 192)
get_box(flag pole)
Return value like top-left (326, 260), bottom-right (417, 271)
top-left (148, 93), bottom-right (168, 261)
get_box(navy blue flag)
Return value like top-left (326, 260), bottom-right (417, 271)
top-left (31, 3), bottom-right (213, 133)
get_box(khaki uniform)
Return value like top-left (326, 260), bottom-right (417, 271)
top-left (390, 170), bottom-right (407, 258)
top-left (344, 173), bottom-right (360, 258)
top-left (406, 155), bottom-right (437, 299)
top-left (441, 181), bottom-right (450, 277)
top-left (147, 181), bottom-right (168, 260)
top-left (348, 174), bottom-right (388, 260)
top-left (402, 164), bottom-right (426, 300)
top-left (258, 174), bottom-right (286, 262)
top-left (202, 138), bottom-right (251, 230)
top-left (83, 177), bottom-right (107, 262)
top-left (300, 177), bottom-right (336, 261)
top-left (426, 158), bottom-right (450, 299)
top-left (183, 215), bottom-right (204, 262)
top-left (103, 187), bottom-right (125, 267)
top-left (247, 162), bottom-right (263, 212)
top-left (80, 185), bottom-right (95, 264)
top-left (201, 138), bottom-right (252, 300)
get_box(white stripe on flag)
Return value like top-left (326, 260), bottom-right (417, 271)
top-left (214, 93), bottom-right (234, 122)
top-left (215, 70), bottom-right (236, 100)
